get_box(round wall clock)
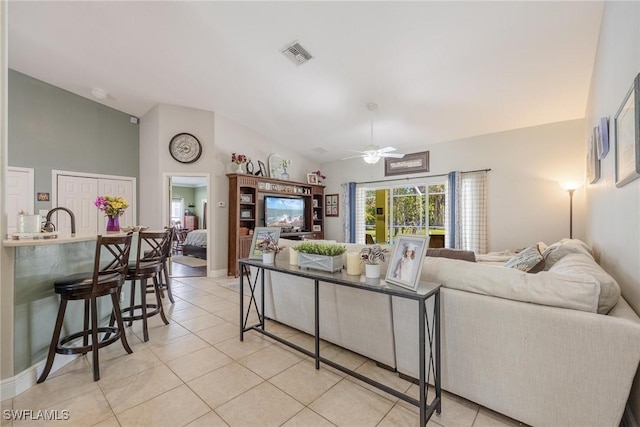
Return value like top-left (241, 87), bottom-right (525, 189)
top-left (169, 133), bottom-right (202, 164)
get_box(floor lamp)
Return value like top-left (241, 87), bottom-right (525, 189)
top-left (560, 182), bottom-right (581, 239)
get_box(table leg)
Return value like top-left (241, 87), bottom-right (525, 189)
top-left (315, 279), bottom-right (320, 370)
top-left (419, 300), bottom-right (426, 426)
top-left (435, 291), bottom-right (442, 414)
top-left (239, 264), bottom-right (245, 342)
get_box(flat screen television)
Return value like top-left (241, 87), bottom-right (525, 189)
top-left (264, 196), bottom-right (305, 230)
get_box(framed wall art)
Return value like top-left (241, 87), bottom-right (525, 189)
top-left (249, 227), bottom-right (281, 260)
top-left (597, 117), bottom-right (609, 160)
top-left (587, 126), bottom-right (601, 184)
top-left (615, 73), bottom-right (640, 188)
top-left (325, 194), bottom-right (339, 217)
top-left (384, 151), bottom-right (429, 176)
top-left (385, 234), bottom-right (429, 291)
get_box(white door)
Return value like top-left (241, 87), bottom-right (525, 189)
top-left (98, 179), bottom-right (134, 233)
top-left (57, 175), bottom-right (98, 235)
top-left (6, 167), bottom-right (35, 234)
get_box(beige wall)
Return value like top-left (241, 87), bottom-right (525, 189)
top-left (584, 1), bottom-right (640, 422)
top-left (321, 119), bottom-right (586, 251)
top-left (139, 104), bottom-right (321, 276)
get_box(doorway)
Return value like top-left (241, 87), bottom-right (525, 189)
top-left (164, 174), bottom-right (210, 278)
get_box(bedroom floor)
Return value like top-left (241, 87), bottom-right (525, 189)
top-left (2, 276), bottom-right (526, 427)
top-left (170, 261), bottom-right (206, 278)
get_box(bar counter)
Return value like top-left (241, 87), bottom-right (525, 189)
top-left (1, 232), bottom-right (132, 388)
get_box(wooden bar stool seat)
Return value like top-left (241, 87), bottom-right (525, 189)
top-left (37, 234), bottom-right (134, 383)
top-left (120, 230), bottom-right (172, 342)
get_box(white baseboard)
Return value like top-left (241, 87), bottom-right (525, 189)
top-left (208, 268), bottom-right (228, 278)
top-left (622, 403), bottom-right (638, 427)
top-left (0, 354), bottom-right (79, 399)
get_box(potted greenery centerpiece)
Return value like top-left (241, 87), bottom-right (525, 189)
top-left (295, 241), bottom-right (347, 272)
top-left (259, 240), bottom-right (284, 264)
top-left (360, 244), bottom-right (389, 278)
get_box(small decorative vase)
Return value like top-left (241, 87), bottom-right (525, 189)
top-left (235, 163), bottom-right (244, 174)
top-left (281, 171), bottom-right (289, 180)
top-left (365, 263), bottom-right (381, 279)
top-left (263, 252), bottom-right (275, 264)
top-left (106, 215), bottom-right (120, 232)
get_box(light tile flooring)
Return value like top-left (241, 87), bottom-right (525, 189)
top-left (1, 276), bottom-right (525, 427)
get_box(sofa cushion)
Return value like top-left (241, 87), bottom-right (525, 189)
top-left (504, 243), bottom-right (544, 273)
top-left (427, 248), bottom-right (476, 262)
top-left (543, 240), bottom-right (593, 270)
top-left (419, 256), bottom-right (600, 312)
top-left (549, 253), bottom-right (620, 314)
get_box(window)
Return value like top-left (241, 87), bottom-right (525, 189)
top-left (171, 198), bottom-right (183, 224)
top-left (357, 178), bottom-right (447, 245)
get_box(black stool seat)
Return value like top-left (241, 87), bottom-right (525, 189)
top-left (54, 272), bottom-right (122, 298)
top-left (38, 234), bottom-right (133, 383)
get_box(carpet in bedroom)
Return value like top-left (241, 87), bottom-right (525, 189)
top-left (172, 255), bottom-right (207, 268)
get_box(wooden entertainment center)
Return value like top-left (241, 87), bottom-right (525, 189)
top-left (227, 173), bottom-right (325, 277)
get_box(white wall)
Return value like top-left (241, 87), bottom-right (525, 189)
top-left (140, 104), bottom-right (320, 275)
top-left (321, 119), bottom-right (586, 252)
top-left (584, 1), bottom-right (640, 423)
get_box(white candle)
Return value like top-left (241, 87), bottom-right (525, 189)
top-left (346, 252), bottom-right (361, 275)
top-left (289, 247), bottom-right (298, 265)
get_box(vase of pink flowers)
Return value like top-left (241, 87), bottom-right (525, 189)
top-left (95, 196), bottom-right (129, 232)
top-left (313, 170), bottom-right (327, 184)
top-left (232, 153), bottom-right (248, 174)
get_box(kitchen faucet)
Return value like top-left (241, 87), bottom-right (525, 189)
top-left (45, 207), bottom-right (76, 236)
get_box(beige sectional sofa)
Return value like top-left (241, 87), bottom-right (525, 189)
top-left (255, 238), bottom-right (640, 427)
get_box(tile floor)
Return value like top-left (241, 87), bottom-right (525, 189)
top-left (1, 276), bottom-right (525, 427)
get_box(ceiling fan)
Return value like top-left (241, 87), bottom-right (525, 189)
top-left (341, 103), bottom-right (405, 164)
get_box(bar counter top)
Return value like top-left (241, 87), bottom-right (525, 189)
top-left (3, 232), bottom-right (127, 247)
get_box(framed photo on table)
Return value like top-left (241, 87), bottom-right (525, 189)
top-left (307, 173), bottom-right (318, 184)
top-left (615, 73), bottom-right (640, 188)
top-left (325, 194), bottom-right (339, 217)
top-left (385, 234), bottom-right (429, 291)
top-left (249, 227), bottom-right (281, 260)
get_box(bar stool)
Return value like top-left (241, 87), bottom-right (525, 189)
top-left (38, 234), bottom-right (134, 383)
top-left (156, 227), bottom-right (176, 303)
top-left (121, 230), bottom-right (172, 342)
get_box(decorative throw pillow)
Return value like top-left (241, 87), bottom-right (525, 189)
top-left (504, 243), bottom-right (544, 273)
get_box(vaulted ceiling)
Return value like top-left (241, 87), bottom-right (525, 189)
top-left (8, 1), bottom-right (603, 163)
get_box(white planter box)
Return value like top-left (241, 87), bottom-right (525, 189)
top-left (297, 253), bottom-right (343, 273)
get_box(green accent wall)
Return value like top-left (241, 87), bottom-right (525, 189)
top-left (8, 70), bottom-right (139, 212)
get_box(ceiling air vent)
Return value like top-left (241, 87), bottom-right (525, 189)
top-left (281, 41), bottom-right (313, 66)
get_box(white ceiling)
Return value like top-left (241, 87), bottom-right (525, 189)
top-left (8, 1), bottom-right (603, 163)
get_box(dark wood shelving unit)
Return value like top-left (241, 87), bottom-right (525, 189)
top-left (227, 173), bottom-right (325, 277)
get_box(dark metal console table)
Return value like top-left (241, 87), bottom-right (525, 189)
top-left (239, 259), bottom-right (441, 426)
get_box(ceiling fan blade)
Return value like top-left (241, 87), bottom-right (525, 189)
top-left (340, 154), bottom-right (365, 160)
top-left (378, 146), bottom-right (397, 153)
top-left (380, 153), bottom-right (405, 158)
top-left (347, 149), bottom-right (366, 154)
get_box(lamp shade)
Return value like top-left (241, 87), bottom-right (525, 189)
top-left (559, 181), bottom-right (582, 191)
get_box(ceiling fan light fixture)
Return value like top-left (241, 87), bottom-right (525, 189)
top-left (363, 153), bottom-right (380, 164)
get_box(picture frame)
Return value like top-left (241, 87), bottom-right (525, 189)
top-left (307, 173), bottom-right (318, 184)
top-left (240, 208), bottom-right (253, 219)
top-left (268, 153), bottom-right (284, 178)
top-left (249, 227), bottom-right (281, 260)
top-left (325, 194), bottom-right (339, 217)
top-left (312, 199), bottom-right (318, 207)
top-left (597, 117), bottom-right (610, 160)
top-left (312, 225), bottom-right (321, 232)
top-left (256, 160), bottom-right (268, 177)
top-left (384, 151), bottom-right (429, 177)
top-left (385, 234), bottom-right (429, 291)
top-left (239, 193), bottom-right (253, 203)
top-left (615, 73), bottom-right (640, 188)
top-left (587, 126), bottom-right (601, 184)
